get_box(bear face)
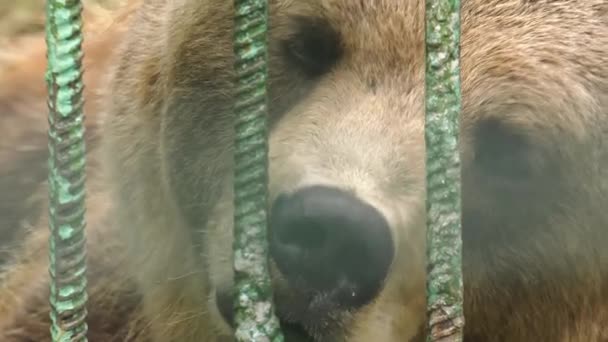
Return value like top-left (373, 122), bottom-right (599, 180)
top-left (93, 0), bottom-right (608, 341)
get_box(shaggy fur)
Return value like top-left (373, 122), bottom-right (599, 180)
top-left (1, 0), bottom-right (607, 341)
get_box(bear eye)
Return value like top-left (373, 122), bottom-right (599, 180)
top-left (282, 16), bottom-right (342, 78)
top-left (473, 119), bottom-right (534, 182)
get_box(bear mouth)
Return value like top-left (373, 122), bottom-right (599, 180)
top-left (216, 290), bottom-right (315, 341)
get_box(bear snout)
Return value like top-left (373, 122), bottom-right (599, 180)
top-left (269, 185), bottom-right (394, 310)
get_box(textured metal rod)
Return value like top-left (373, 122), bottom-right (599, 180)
top-left (232, 0), bottom-right (284, 341)
top-left (424, 0), bottom-right (465, 341)
top-left (45, 0), bottom-right (89, 341)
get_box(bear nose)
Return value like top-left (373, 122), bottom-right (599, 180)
top-left (269, 185), bottom-right (394, 309)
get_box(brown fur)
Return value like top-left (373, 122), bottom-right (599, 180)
top-left (1, 0), bottom-right (608, 341)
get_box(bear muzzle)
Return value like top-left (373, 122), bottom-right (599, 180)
top-left (215, 185), bottom-right (395, 340)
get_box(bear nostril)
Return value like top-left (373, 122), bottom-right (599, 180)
top-left (269, 185), bottom-right (394, 310)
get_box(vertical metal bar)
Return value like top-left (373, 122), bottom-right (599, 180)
top-left (233, 0), bottom-right (284, 341)
top-left (424, 0), bottom-right (465, 341)
top-left (45, 0), bottom-right (89, 341)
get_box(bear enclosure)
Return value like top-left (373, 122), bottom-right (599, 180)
top-left (42, 0), bottom-right (465, 341)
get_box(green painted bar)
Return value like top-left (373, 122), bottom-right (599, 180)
top-left (232, 0), bottom-right (284, 341)
top-left (44, 0), bottom-right (89, 341)
top-left (424, 0), bottom-right (465, 341)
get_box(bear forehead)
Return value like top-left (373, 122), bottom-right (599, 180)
top-left (275, 0), bottom-right (541, 21)
top-left (266, 0), bottom-right (599, 137)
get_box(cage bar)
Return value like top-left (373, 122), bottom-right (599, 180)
top-left (424, 0), bottom-right (465, 341)
top-left (232, 0), bottom-right (284, 341)
top-left (44, 0), bottom-right (89, 341)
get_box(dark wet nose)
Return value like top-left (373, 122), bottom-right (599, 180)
top-left (269, 185), bottom-right (394, 309)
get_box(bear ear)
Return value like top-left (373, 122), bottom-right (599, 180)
top-left (281, 15), bottom-right (343, 78)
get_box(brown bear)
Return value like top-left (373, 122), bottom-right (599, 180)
top-left (1, 0), bottom-right (607, 341)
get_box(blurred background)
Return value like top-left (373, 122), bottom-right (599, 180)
top-left (0, 0), bottom-right (121, 42)
top-left (0, 0), bottom-right (126, 257)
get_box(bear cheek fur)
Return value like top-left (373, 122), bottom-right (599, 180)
top-left (457, 3), bottom-right (608, 339)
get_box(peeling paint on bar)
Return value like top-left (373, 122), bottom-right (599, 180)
top-left (45, 0), bottom-right (89, 341)
top-left (233, 0), bottom-right (284, 341)
top-left (424, 0), bottom-right (465, 341)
